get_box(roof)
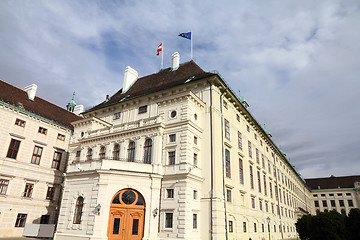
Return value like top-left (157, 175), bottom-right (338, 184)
top-left (305, 175), bottom-right (360, 190)
top-left (0, 79), bottom-right (83, 129)
top-left (86, 61), bottom-right (215, 113)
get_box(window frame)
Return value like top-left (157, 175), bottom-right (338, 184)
top-left (23, 183), bottom-right (34, 198)
top-left (138, 105), bottom-right (148, 114)
top-left (7, 138), bottom-right (21, 159)
top-left (15, 118), bottom-right (26, 127)
top-left (73, 197), bottom-right (84, 224)
top-left (144, 139), bottom-right (152, 164)
top-left (127, 142), bottom-right (135, 162)
top-left (31, 145), bottom-right (43, 165)
top-left (38, 127), bottom-right (48, 135)
top-left (0, 179), bottom-right (9, 195)
top-left (168, 151), bottom-right (175, 165)
top-left (57, 133), bottom-right (65, 141)
top-left (225, 149), bottom-right (231, 178)
top-left (46, 186), bottom-right (55, 200)
top-left (15, 213), bottom-right (27, 227)
top-left (165, 212), bottom-right (173, 229)
top-left (224, 119), bottom-right (230, 139)
top-left (239, 158), bottom-right (244, 184)
top-left (52, 151), bottom-right (62, 169)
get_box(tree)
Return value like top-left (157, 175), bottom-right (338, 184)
top-left (296, 214), bottom-right (312, 240)
top-left (345, 208), bottom-right (360, 240)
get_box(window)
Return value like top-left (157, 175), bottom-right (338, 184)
top-left (193, 214), bottom-right (198, 229)
top-left (314, 200), bottom-right (319, 207)
top-left (128, 142), bottom-right (135, 162)
top-left (223, 99), bottom-right (228, 109)
top-left (254, 223), bottom-right (257, 232)
top-left (254, 133), bottom-right (257, 140)
top-left (239, 158), bottom-right (244, 184)
top-left (321, 194), bottom-right (326, 197)
top-left (15, 118), bottom-right (26, 127)
top-left (313, 194), bottom-right (318, 197)
top-left (38, 127), bottom-right (47, 135)
top-left (262, 223), bottom-right (264, 232)
top-left (170, 111), bottom-right (177, 118)
top-left (268, 160), bottom-right (271, 173)
top-left (193, 153), bottom-right (198, 166)
top-left (23, 183), bottom-right (34, 198)
top-left (52, 151), bottom-right (62, 169)
top-left (257, 171), bottom-right (261, 193)
top-left (264, 175), bottom-right (267, 195)
top-left (40, 215), bottom-right (50, 224)
top-left (224, 119), bottom-right (230, 139)
top-left (169, 134), bottom-right (176, 142)
top-left (87, 148), bottom-right (93, 161)
top-left (194, 136), bottom-right (198, 145)
top-left (262, 154), bottom-right (265, 168)
top-left (225, 149), bottom-right (231, 178)
top-left (15, 213), bottom-right (27, 227)
top-left (337, 193), bottom-right (343, 196)
top-left (250, 165), bottom-right (254, 189)
top-left (246, 125), bottom-right (250, 132)
top-left (329, 193), bottom-right (334, 196)
top-left (248, 141), bottom-right (252, 158)
top-left (46, 186), bottom-right (54, 200)
top-left (113, 144), bottom-right (120, 160)
top-left (341, 209), bottom-right (346, 215)
top-left (57, 133), bottom-right (65, 141)
top-left (7, 139), bottom-right (21, 159)
top-left (236, 114), bottom-right (240, 122)
top-left (226, 189), bottom-right (231, 202)
top-left (339, 200), bottom-right (344, 207)
top-left (76, 150), bottom-right (81, 160)
top-left (251, 198), bottom-right (255, 208)
top-left (99, 146), bottom-right (106, 159)
top-left (0, 179), bottom-right (9, 195)
top-left (168, 151), bottom-right (175, 165)
top-left (346, 193), bottom-right (351, 196)
top-left (144, 139), bottom-right (152, 164)
top-left (269, 182), bottom-right (273, 198)
top-left (229, 220), bottom-right (233, 232)
top-left (113, 112), bottom-right (121, 120)
top-left (259, 200), bottom-right (263, 210)
top-left (348, 200), bottom-right (354, 207)
top-left (165, 213), bottom-right (173, 228)
top-left (193, 190), bottom-right (197, 199)
top-left (331, 200), bottom-right (336, 207)
top-left (260, 140), bottom-right (263, 146)
top-left (243, 222), bottom-right (247, 232)
top-left (73, 197), bottom-right (84, 224)
top-left (265, 202), bottom-right (269, 212)
top-left (238, 131), bottom-right (243, 149)
top-left (322, 200), bottom-right (327, 207)
top-left (138, 105), bottom-right (147, 114)
top-left (167, 189), bottom-right (174, 198)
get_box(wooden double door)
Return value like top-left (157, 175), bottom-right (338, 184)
top-left (107, 189), bottom-right (145, 240)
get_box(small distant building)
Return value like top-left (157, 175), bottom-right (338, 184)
top-left (306, 175), bottom-right (360, 215)
top-left (0, 79), bottom-right (82, 238)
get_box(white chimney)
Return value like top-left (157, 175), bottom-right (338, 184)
top-left (122, 66), bottom-right (138, 93)
top-left (73, 105), bottom-right (84, 115)
top-left (24, 84), bottom-right (38, 101)
top-left (171, 52), bottom-right (180, 70)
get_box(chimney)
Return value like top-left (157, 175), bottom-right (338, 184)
top-left (73, 105), bottom-right (84, 115)
top-left (122, 66), bottom-right (138, 93)
top-left (171, 52), bottom-right (180, 70)
top-left (24, 84), bottom-right (38, 101)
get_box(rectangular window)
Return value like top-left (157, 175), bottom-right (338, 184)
top-left (40, 215), bottom-right (50, 224)
top-left (321, 194), bottom-right (326, 197)
top-left (7, 139), bottom-right (21, 159)
top-left (348, 200), bottom-right (354, 207)
top-left (193, 214), bottom-right (198, 229)
top-left (52, 151), bottom-right (62, 169)
top-left (262, 154), bottom-right (265, 168)
top-left (238, 131), bottom-right (243, 149)
top-left (113, 112), bottom-right (121, 120)
top-left (15, 213), bottom-right (27, 227)
top-left (225, 149), bottom-right (231, 178)
top-left (226, 189), bottom-right (231, 202)
top-left (346, 193), bottom-right (351, 196)
top-left (264, 175), bottom-right (267, 195)
top-left (314, 200), bottom-right (319, 207)
top-left (248, 141), bottom-right (252, 158)
top-left (167, 189), bottom-right (174, 198)
top-left (322, 200), bottom-right (327, 207)
top-left (193, 190), bottom-right (197, 199)
top-left (236, 114), bottom-right (240, 122)
top-left (254, 133), bottom-right (257, 140)
top-left (169, 134), bottom-right (176, 142)
top-left (260, 140), bottom-right (263, 146)
top-left (337, 193), bottom-right (343, 196)
top-left (239, 158), bottom-right (244, 184)
top-left (259, 200), bottom-right (263, 210)
top-left (243, 222), bottom-right (247, 232)
top-left (23, 183), bottom-right (34, 198)
top-left (268, 160), bottom-right (271, 173)
top-left (251, 198), bottom-right (255, 208)
top-left (254, 223), bottom-right (257, 232)
top-left (132, 219), bottom-right (139, 235)
top-left (0, 179), bottom-right (9, 195)
top-left (46, 186), bottom-right (54, 200)
top-left (194, 136), bottom-right (198, 145)
top-left (331, 200), bottom-right (336, 207)
top-left (269, 182), bottom-right (273, 198)
top-left (57, 133), bottom-right (65, 141)
top-left (256, 148), bottom-right (259, 163)
top-left (246, 125), bottom-right (250, 132)
top-left (250, 165), bottom-right (254, 189)
top-left (329, 193), bottom-right (334, 196)
top-left (138, 105), bottom-right (147, 114)
top-left (339, 200), bottom-right (344, 207)
top-left (224, 119), bottom-right (230, 139)
top-left (265, 202), bottom-right (269, 212)
top-left (31, 146), bottom-right (43, 165)
top-left (257, 171), bottom-right (261, 193)
top-left (229, 220), bottom-right (233, 232)
top-left (193, 153), bottom-right (198, 166)
top-left (223, 100), bottom-right (228, 109)
top-left (15, 118), bottom-right (26, 127)
top-left (165, 213), bottom-right (173, 228)
top-left (168, 151), bottom-right (175, 165)
top-left (38, 127), bottom-right (48, 135)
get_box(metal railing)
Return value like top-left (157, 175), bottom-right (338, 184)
top-left (70, 156), bottom-right (152, 165)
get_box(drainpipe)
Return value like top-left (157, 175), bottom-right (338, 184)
top-left (207, 81), bottom-right (214, 240)
top-left (219, 89), bottom-right (228, 240)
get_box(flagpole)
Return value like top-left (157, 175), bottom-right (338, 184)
top-left (161, 42), bottom-right (164, 69)
top-left (191, 32), bottom-right (193, 60)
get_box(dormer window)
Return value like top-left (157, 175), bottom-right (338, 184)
top-left (57, 134), bottom-right (65, 141)
top-left (113, 112), bottom-right (121, 120)
top-left (138, 105), bottom-right (147, 114)
top-left (38, 127), bottom-right (47, 135)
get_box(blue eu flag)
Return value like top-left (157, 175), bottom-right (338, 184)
top-left (178, 32), bottom-right (191, 40)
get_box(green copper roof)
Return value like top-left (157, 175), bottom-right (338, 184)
top-left (67, 92), bottom-right (76, 107)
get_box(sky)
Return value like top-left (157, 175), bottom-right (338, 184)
top-left (1, 0), bottom-right (359, 179)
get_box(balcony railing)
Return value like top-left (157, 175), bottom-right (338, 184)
top-left (70, 156), bottom-right (152, 165)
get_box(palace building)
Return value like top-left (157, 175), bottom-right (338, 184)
top-left (54, 52), bottom-right (311, 240)
top-left (0, 80), bottom-right (82, 238)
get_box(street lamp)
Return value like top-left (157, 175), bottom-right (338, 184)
top-left (266, 217), bottom-right (271, 240)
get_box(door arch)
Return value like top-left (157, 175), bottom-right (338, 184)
top-left (107, 189), bottom-right (145, 240)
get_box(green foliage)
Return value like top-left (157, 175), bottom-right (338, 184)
top-left (345, 208), bottom-right (360, 240)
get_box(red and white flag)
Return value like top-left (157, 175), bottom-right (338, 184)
top-left (157, 43), bottom-right (163, 55)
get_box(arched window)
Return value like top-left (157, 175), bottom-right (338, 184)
top-left (113, 144), bottom-right (120, 160)
top-left (73, 197), bottom-right (84, 224)
top-left (128, 141), bottom-right (135, 162)
top-left (99, 146), bottom-right (106, 159)
top-left (86, 148), bottom-right (92, 161)
top-left (143, 139), bottom-right (152, 164)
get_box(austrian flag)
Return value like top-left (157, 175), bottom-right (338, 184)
top-left (157, 43), bottom-right (163, 56)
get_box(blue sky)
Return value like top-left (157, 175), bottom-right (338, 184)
top-left (1, 0), bottom-right (360, 178)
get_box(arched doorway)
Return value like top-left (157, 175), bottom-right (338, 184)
top-left (107, 189), bottom-right (145, 240)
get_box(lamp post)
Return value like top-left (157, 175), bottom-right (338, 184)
top-left (266, 217), bottom-right (271, 240)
